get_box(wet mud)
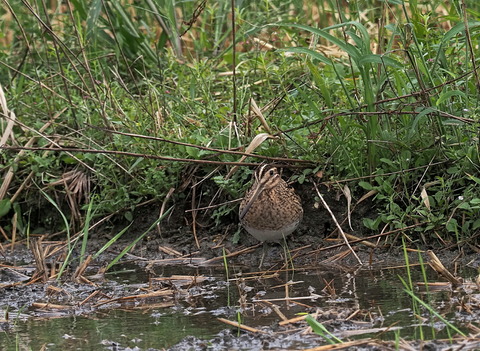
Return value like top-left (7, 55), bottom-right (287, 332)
top-left (1, 186), bottom-right (480, 350)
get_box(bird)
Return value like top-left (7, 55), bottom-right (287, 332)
top-left (239, 164), bottom-right (303, 265)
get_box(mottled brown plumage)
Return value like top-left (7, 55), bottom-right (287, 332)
top-left (239, 164), bottom-right (303, 242)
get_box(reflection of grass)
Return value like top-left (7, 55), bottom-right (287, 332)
top-left (222, 247), bottom-right (231, 308)
top-left (400, 237), bottom-right (424, 340)
top-left (401, 286), bottom-right (465, 338)
top-left (399, 238), bottom-right (466, 342)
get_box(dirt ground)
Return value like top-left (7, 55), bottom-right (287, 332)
top-left (106, 182), bottom-right (480, 269)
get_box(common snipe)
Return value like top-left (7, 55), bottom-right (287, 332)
top-left (239, 164), bottom-right (303, 243)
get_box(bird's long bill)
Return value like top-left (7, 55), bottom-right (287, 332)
top-left (239, 182), bottom-right (265, 220)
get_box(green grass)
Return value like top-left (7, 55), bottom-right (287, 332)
top-left (398, 242), bottom-right (466, 341)
top-left (0, 0), bottom-right (479, 247)
top-left (305, 314), bottom-right (343, 344)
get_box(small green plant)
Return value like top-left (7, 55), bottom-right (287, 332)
top-left (94, 208), bottom-right (171, 271)
top-left (305, 314), bottom-right (342, 344)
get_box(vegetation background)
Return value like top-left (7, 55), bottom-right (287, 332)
top-left (0, 0), bottom-right (479, 248)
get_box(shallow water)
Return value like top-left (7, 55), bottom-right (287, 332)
top-left (2, 309), bottom-right (224, 350)
top-left (1, 259), bottom-right (478, 351)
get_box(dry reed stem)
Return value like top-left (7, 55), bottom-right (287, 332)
top-left (157, 245), bottom-right (183, 257)
top-left (279, 314), bottom-right (308, 326)
top-left (80, 290), bottom-right (104, 306)
top-left (157, 187), bottom-right (175, 237)
top-left (427, 250), bottom-right (463, 287)
top-left (303, 338), bottom-right (376, 351)
top-left (145, 257), bottom-right (205, 266)
top-left (217, 317), bottom-right (266, 334)
top-left (93, 288), bottom-right (175, 308)
top-left (252, 294), bottom-right (322, 303)
top-left (151, 275), bottom-right (207, 286)
top-left (268, 302), bottom-right (289, 321)
top-left (73, 254), bottom-right (92, 283)
top-left (32, 302), bottom-right (71, 310)
top-left (191, 183), bottom-right (200, 249)
top-left (31, 238), bottom-right (48, 283)
top-left (202, 243), bottom-right (261, 264)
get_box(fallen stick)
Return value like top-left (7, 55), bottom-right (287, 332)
top-left (217, 317), bottom-right (266, 334)
top-left (313, 182), bottom-right (362, 265)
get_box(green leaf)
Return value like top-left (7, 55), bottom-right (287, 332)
top-left (447, 166), bottom-right (460, 174)
top-left (358, 54), bottom-right (403, 68)
top-left (93, 222), bottom-right (133, 260)
top-left (298, 173), bottom-right (306, 184)
top-left (325, 21), bottom-right (370, 53)
top-left (467, 174), bottom-right (480, 185)
top-left (458, 202), bottom-right (471, 210)
top-left (445, 218), bottom-right (458, 232)
top-left (403, 288), bottom-right (466, 337)
top-left (380, 158), bottom-right (395, 167)
top-left (278, 47), bottom-right (332, 65)
top-left (306, 60), bottom-right (332, 108)
top-left (0, 199), bottom-right (11, 218)
top-left (473, 218), bottom-right (480, 230)
top-left (363, 217), bottom-right (380, 230)
top-left (185, 146), bottom-right (199, 158)
top-left (436, 90), bottom-right (466, 107)
top-left (414, 106), bottom-right (437, 119)
top-left (272, 23), bottom-right (361, 60)
top-left (441, 21), bottom-right (480, 45)
top-left (358, 181), bottom-right (373, 190)
top-left (305, 315), bottom-right (342, 344)
top-left (110, 1), bottom-right (140, 38)
top-left (86, 0), bottom-right (103, 40)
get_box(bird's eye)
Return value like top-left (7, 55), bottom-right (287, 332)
top-left (269, 170), bottom-right (274, 176)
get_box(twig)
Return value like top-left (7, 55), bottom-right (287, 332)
top-left (217, 317), bottom-right (266, 334)
top-left (0, 145), bottom-right (311, 168)
top-left (279, 104), bottom-right (476, 137)
top-left (303, 338), bottom-right (379, 351)
top-left (185, 198), bottom-right (242, 213)
top-left (321, 160), bottom-right (448, 185)
top-left (88, 126), bottom-right (312, 164)
top-left (203, 243), bottom-right (261, 264)
top-left (310, 223), bottom-right (425, 255)
top-left (313, 182), bottom-right (362, 265)
top-left (180, 0), bottom-right (207, 36)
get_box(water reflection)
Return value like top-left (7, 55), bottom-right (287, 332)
top-left (1, 263), bottom-right (477, 350)
top-left (1, 309), bottom-right (223, 350)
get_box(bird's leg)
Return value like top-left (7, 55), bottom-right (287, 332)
top-left (281, 235), bottom-right (294, 273)
top-left (258, 241), bottom-right (268, 268)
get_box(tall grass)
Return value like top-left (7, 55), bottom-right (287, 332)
top-left (0, 0), bottom-right (479, 244)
